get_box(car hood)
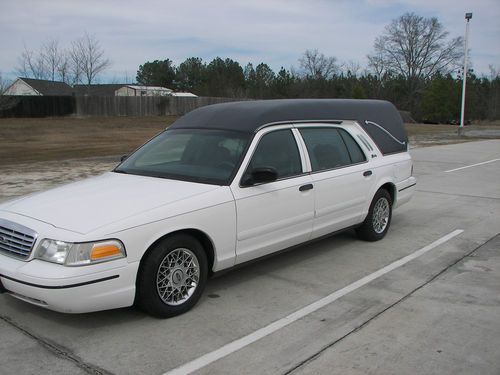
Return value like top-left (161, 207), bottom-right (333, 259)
top-left (0, 172), bottom-right (221, 234)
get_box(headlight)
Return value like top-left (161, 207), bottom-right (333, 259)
top-left (35, 239), bottom-right (126, 266)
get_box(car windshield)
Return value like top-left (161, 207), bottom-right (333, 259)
top-left (114, 129), bottom-right (250, 185)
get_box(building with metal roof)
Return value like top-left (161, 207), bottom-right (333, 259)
top-left (115, 85), bottom-right (173, 97)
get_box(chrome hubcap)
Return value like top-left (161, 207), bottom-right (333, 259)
top-left (156, 248), bottom-right (200, 306)
top-left (372, 197), bottom-right (390, 234)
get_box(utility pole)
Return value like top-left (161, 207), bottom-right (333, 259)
top-left (459, 12), bottom-right (472, 136)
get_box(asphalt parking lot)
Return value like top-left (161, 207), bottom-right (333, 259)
top-left (1, 139), bottom-right (499, 375)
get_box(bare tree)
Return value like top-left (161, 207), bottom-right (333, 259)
top-left (0, 73), bottom-right (10, 94)
top-left (0, 73), bottom-right (12, 111)
top-left (70, 33), bottom-right (111, 85)
top-left (299, 49), bottom-right (339, 79)
top-left (367, 52), bottom-right (387, 81)
top-left (16, 39), bottom-right (72, 82)
top-left (488, 65), bottom-right (500, 80)
top-left (42, 40), bottom-right (64, 82)
top-left (343, 60), bottom-right (362, 77)
top-left (16, 44), bottom-right (47, 79)
top-left (368, 13), bottom-right (463, 98)
top-left (57, 51), bottom-right (73, 84)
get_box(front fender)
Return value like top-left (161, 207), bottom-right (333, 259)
top-left (107, 200), bottom-right (237, 272)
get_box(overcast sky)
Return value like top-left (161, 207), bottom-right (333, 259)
top-left (1, 0), bottom-right (499, 83)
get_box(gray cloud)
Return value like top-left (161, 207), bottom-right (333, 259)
top-left (1, 0), bottom-right (498, 82)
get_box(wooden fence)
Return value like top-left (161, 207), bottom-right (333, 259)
top-left (0, 96), bottom-right (75, 117)
top-left (74, 96), bottom-right (242, 116)
top-left (0, 96), bottom-right (245, 118)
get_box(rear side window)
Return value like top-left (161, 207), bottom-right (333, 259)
top-left (339, 130), bottom-right (366, 164)
top-left (299, 128), bottom-right (365, 172)
top-left (246, 129), bottom-right (302, 179)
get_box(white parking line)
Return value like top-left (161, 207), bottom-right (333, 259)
top-left (164, 229), bottom-right (464, 375)
top-left (445, 158), bottom-right (500, 173)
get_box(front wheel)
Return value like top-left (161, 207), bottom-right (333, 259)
top-left (356, 189), bottom-right (392, 241)
top-left (136, 234), bottom-right (208, 318)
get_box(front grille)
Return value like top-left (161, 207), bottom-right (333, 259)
top-left (0, 219), bottom-right (37, 260)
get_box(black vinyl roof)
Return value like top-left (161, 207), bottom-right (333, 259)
top-left (170, 99), bottom-right (408, 154)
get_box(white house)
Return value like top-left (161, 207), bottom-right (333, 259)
top-left (4, 78), bottom-right (73, 96)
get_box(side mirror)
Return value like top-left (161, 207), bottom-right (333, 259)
top-left (120, 155), bottom-right (129, 162)
top-left (242, 167), bottom-right (278, 186)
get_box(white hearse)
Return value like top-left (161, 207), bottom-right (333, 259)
top-left (0, 99), bottom-right (416, 317)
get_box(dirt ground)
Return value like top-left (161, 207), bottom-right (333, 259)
top-left (0, 116), bottom-right (176, 165)
top-left (406, 122), bottom-right (500, 147)
top-left (0, 116), bottom-right (499, 202)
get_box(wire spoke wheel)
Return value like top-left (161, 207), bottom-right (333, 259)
top-left (372, 197), bottom-right (390, 234)
top-left (156, 248), bottom-right (200, 306)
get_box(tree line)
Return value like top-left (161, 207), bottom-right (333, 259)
top-left (135, 13), bottom-right (499, 122)
top-left (10, 13), bottom-right (500, 122)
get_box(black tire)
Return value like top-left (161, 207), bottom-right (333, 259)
top-left (136, 234), bottom-right (208, 318)
top-left (356, 189), bottom-right (392, 242)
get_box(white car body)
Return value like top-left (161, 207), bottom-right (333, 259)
top-left (0, 105), bottom-right (416, 314)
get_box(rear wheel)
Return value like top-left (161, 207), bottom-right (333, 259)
top-left (136, 234), bottom-right (208, 318)
top-left (356, 189), bottom-right (392, 241)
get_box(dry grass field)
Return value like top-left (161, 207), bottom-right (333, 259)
top-left (0, 116), bottom-right (499, 166)
top-left (0, 116), bottom-right (176, 165)
top-left (406, 122), bottom-right (500, 147)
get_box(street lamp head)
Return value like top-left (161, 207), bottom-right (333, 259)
top-left (465, 12), bottom-right (472, 21)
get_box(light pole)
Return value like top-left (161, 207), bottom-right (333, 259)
top-left (459, 12), bottom-right (472, 136)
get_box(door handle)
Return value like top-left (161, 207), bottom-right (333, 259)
top-left (363, 170), bottom-right (373, 177)
top-left (299, 184), bottom-right (314, 192)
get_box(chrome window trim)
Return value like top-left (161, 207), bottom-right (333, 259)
top-left (357, 134), bottom-right (374, 151)
top-left (255, 119), bottom-right (343, 133)
top-left (308, 159), bottom-right (369, 176)
top-left (238, 126), bottom-right (306, 188)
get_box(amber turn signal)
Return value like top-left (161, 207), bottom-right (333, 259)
top-left (90, 244), bottom-right (122, 260)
